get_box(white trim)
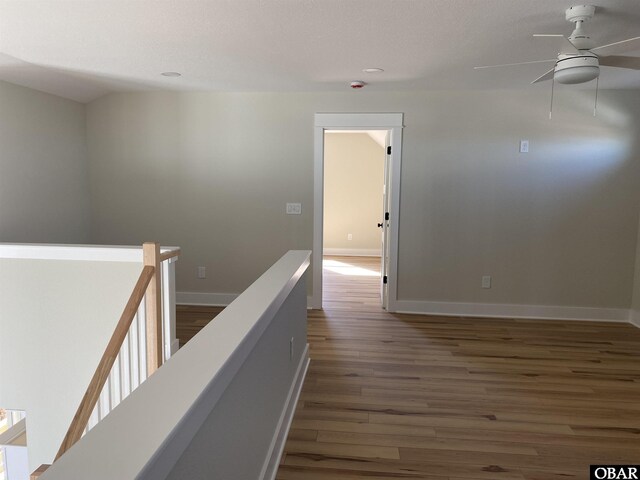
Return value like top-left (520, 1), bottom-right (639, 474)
top-left (386, 126), bottom-right (403, 313)
top-left (0, 418), bottom-right (26, 446)
top-left (177, 292), bottom-right (317, 311)
top-left (170, 339), bottom-right (180, 355)
top-left (395, 300), bottom-right (630, 323)
top-left (631, 310), bottom-right (640, 328)
top-left (312, 121), bottom-right (325, 310)
top-left (261, 344), bottom-right (310, 480)
top-left (313, 113), bottom-right (404, 311)
top-left (0, 243), bottom-right (180, 263)
top-left (323, 248), bottom-right (381, 257)
top-left (315, 113), bottom-right (403, 128)
top-left (176, 291), bottom-right (238, 306)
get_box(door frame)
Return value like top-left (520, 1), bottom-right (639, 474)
top-left (312, 113), bottom-right (404, 311)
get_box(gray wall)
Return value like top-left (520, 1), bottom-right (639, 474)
top-left (86, 92), bottom-right (312, 295)
top-left (0, 80), bottom-right (90, 243)
top-left (0, 258), bottom-right (141, 470)
top-left (164, 279), bottom-right (307, 480)
top-left (324, 132), bottom-right (384, 252)
top-left (632, 213), bottom-right (640, 327)
top-left (85, 89), bottom-right (640, 310)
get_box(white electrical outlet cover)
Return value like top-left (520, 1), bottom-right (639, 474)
top-left (286, 203), bottom-right (302, 215)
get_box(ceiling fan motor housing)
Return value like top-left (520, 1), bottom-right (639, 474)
top-left (555, 52), bottom-right (599, 84)
top-left (566, 5), bottom-right (596, 50)
top-left (565, 5), bottom-right (596, 23)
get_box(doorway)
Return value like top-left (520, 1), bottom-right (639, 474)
top-left (323, 130), bottom-right (386, 307)
top-left (312, 113), bottom-right (404, 311)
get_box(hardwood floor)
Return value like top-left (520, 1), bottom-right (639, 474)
top-left (176, 304), bottom-right (224, 346)
top-left (175, 257), bottom-right (640, 478)
top-left (274, 256), bottom-right (640, 480)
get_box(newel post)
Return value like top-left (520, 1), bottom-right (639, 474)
top-left (143, 242), bottom-right (163, 375)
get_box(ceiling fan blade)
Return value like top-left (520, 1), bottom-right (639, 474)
top-left (474, 59), bottom-right (556, 70)
top-left (591, 37), bottom-right (640, 57)
top-left (599, 55), bottom-right (640, 70)
top-left (533, 34), bottom-right (580, 55)
top-left (531, 68), bottom-right (555, 84)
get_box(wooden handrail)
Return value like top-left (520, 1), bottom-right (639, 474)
top-left (31, 464), bottom-right (50, 479)
top-left (159, 248), bottom-right (181, 262)
top-left (54, 264), bottom-right (155, 460)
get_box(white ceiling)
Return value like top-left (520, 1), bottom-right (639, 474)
top-left (0, 0), bottom-right (639, 103)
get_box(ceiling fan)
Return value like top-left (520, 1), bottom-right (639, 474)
top-left (475, 5), bottom-right (640, 85)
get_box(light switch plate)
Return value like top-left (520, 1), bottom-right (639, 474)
top-left (197, 266), bottom-right (206, 279)
top-left (286, 203), bottom-right (302, 215)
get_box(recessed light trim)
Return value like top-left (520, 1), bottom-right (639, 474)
top-left (362, 68), bottom-right (384, 73)
top-left (161, 71), bottom-right (182, 77)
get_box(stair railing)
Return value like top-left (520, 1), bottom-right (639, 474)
top-left (31, 242), bottom-right (180, 479)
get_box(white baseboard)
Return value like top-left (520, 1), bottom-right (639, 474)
top-left (177, 292), bottom-right (632, 324)
top-left (170, 339), bottom-right (180, 355)
top-left (176, 291), bottom-right (238, 306)
top-left (261, 344), bottom-right (310, 480)
top-left (395, 300), bottom-right (630, 323)
top-left (178, 292), bottom-right (316, 311)
top-left (323, 248), bottom-right (381, 257)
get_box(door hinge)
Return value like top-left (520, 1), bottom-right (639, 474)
top-left (387, 146), bottom-right (391, 155)
top-left (383, 275), bottom-right (388, 284)
top-left (385, 212), bottom-right (389, 221)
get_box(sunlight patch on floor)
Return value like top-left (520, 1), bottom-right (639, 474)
top-left (323, 259), bottom-right (379, 277)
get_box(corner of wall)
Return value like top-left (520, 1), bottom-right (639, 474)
top-left (630, 206), bottom-right (640, 329)
top-left (0, 80), bottom-right (92, 243)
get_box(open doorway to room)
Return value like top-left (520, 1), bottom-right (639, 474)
top-left (322, 130), bottom-right (386, 309)
top-left (312, 113), bottom-right (404, 311)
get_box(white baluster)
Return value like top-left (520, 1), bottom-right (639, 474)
top-left (163, 258), bottom-right (178, 359)
top-left (87, 403), bottom-right (99, 431)
top-left (109, 356), bottom-right (120, 410)
top-left (120, 332), bottom-right (131, 400)
top-left (98, 382), bottom-right (110, 422)
top-left (138, 300), bottom-right (148, 382)
top-left (130, 313), bottom-right (140, 390)
top-left (161, 261), bottom-right (168, 362)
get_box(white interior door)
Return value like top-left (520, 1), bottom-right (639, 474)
top-left (313, 113), bottom-right (404, 311)
top-left (380, 131), bottom-right (391, 309)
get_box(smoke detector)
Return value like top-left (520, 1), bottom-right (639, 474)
top-left (350, 81), bottom-right (366, 89)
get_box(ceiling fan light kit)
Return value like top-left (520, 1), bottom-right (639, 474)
top-left (554, 54), bottom-right (600, 84)
top-left (473, 4), bottom-right (640, 117)
top-left (474, 4), bottom-right (640, 91)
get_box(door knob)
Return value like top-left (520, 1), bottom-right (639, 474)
top-left (377, 223), bottom-right (383, 228)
